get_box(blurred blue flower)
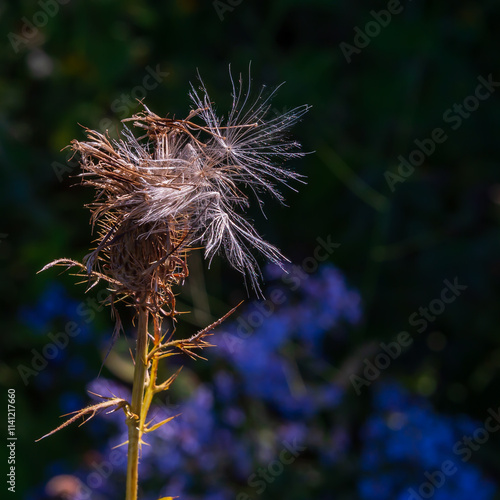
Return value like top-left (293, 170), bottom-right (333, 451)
top-left (58, 391), bottom-right (85, 414)
top-left (360, 381), bottom-right (497, 500)
top-left (19, 282), bottom-right (95, 344)
top-left (214, 263), bottom-right (361, 418)
top-left (19, 282), bottom-right (69, 333)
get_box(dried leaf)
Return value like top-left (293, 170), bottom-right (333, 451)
top-left (36, 398), bottom-right (129, 442)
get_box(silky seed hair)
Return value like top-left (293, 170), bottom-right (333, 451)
top-left (43, 69), bottom-right (309, 323)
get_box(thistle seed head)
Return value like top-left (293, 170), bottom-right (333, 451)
top-left (43, 70), bottom-right (309, 319)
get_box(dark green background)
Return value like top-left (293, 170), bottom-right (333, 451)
top-left (1, 0), bottom-right (500, 497)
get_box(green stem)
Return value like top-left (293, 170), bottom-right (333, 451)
top-left (126, 308), bottom-right (149, 500)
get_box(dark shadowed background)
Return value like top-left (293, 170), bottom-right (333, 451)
top-left (2, 1), bottom-right (500, 499)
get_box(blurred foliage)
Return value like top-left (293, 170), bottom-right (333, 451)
top-left (1, 0), bottom-right (500, 498)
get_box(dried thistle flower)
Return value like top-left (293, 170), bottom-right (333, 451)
top-left (40, 69), bottom-right (308, 500)
top-left (43, 71), bottom-right (309, 319)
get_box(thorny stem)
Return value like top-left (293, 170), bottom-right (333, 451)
top-left (36, 301), bottom-right (240, 499)
top-left (126, 308), bottom-right (149, 500)
top-left (141, 353), bottom-right (159, 431)
top-left (122, 304), bottom-right (240, 500)
top-left (141, 316), bottom-right (162, 430)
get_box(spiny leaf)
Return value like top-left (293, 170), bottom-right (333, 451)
top-left (154, 366), bottom-right (183, 393)
top-left (36, 398), bottom-right (129, 442)
top-left (145, 414), bottom-right (180, 433)
top-left (111, 439), bottom-right (129, 450)
top-left (160, 301), bottom-right (243, 356)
